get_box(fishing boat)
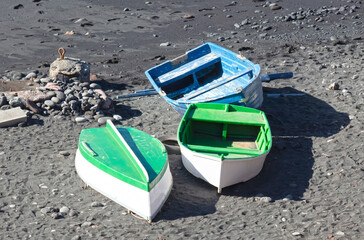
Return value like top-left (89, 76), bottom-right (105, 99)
top-left (177, 103), bottom-right (272, 193)
top-left (145, 42), bottom-right (263, 115)
top-left (75, 120), bottom-right (173, 221)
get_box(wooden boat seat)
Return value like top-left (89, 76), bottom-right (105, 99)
top-left (188, 109), bottom-right (266, 126)
top-left (156, 53), bottom-right (220, 86)
top-left (186, 143), bottom-right (262, 156)
top-left (177, 68), bottom-right (252, 102)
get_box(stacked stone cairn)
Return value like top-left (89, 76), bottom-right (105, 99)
top-left (0, 49), bottom-right (114, 120)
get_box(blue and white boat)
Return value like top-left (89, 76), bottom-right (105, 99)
top-left (145, 42), bottom-right (263, 115)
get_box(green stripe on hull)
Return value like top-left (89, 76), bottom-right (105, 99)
top-left (78, 123), bottom-right (168, 192)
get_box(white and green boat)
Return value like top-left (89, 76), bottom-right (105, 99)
top-left (75, 120), bottom-right (173, 222)
top-left (178, 103), bottom-right (272, 193)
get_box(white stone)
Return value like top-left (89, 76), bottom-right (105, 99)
top-left (113, 114), bottom-right (122, 121)
top-left (160, 42), bottom-right (171, 47)
top-left (75, 117), bottom-right (88, 123)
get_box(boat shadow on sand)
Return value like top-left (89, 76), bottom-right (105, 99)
top-left (225, 87), bottom-right (349, 200)
top-left (156, 87), bottom-right (349, 221)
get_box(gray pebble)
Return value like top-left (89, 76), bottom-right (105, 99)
top-left (64, 88), bottom-right (74, 95)
top-left (51, 212), bottom-right (63, 219)
top-left (81, 221), bottom-right (93, 227)
top-left (9, 97), bottom-right (23, 108)
top-left (113, 114), bottom-right (122, 121)
top-left (90, 83), bottom-right (101, 89)
top-left (37, 86), bottom-right (46, 91)
top-left (160, 42), bottom-right (171, 47)
top-left (7, 71), bottom-right (24, 80)
top-left (59, 206), bottom-right (70, 214)
top-left (328, 82), bottom-right (339, 90)
top-left (335, 231), bottom-right (345, 237)
top-left (40, 77), bottom-right (51, 83)
top-left (25, 72), bottom-right (37, 80)
top-left (71, 235), bottom-right (81, 240)
top-left (261, 197), bottom-right (272, 203)
top-left (69, 209), bottom-right (79, 217)
top-left (75, 117), bottom-right (88, 123)
top-left (46, 91), bottom-right (56, 98)
top-left (59, 151), bottom-right (70, 156)
top-left (55, 91), bottom-right (66, 100)
top-left (259, 33), bottom-right (268, 38)
top-left (91, 201), bottom-right (103, 207)
top-left (51, 189), bottom-right (59, 195)
top-left (79, 82), bottom-right (89, 88)
top-left (44, 100), bottom-right (55, 108)
top-left (0, 96), bottom-right (7, 107)
top-left (342, 89), bottom-right (351, 96)
top-left (241, 19), bottom-right (250, 25)
top-left (51, 97), bottom-right (61, 104)
top-left (40, 207), bottom-right (52, 214)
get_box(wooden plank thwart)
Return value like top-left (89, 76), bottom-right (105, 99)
top-left (0, 107), bottom-right (27, 127)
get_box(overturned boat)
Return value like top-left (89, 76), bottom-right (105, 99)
top-left (75, 120), bottom-right (173, 221)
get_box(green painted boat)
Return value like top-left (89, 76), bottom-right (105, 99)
top-left (75, 120), bottom-right (173, 221)
top-left (177, 103), bottom-right (272, 193)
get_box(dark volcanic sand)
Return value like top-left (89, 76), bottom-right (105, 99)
top-left (0, 0), bottom-right (363, 239)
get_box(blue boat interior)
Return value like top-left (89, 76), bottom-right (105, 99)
top-left (146, 43), bottom-right (259, 102)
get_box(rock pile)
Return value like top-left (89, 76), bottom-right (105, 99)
top-left (274, 5), bottom-right (359, 22)
top-left (0, 49), bottom-right (115, 120)
top-left (0, 75), bottom-right (114, 118)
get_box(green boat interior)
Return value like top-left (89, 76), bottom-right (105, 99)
top-left (179, 104), bottom-right (271, 159)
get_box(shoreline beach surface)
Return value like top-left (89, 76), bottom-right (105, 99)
top-left (0, 0), bottom-right (363, 239)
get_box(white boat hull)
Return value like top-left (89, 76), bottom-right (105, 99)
top-left (75, 149), bottom-right (173, 221)
top-left (180, 145), bottom-right (268, 193)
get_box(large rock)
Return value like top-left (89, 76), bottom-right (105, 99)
top-left (49, 57), bottom-right (90, 82)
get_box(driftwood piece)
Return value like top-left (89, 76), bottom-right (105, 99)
top-left (0, 107), bottom-right (27, 127)
top-left (94, 89), bottom-right (112, 109)
top-left (25, 99), bottom-right (41, 114)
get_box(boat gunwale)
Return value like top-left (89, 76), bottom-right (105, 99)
top-left (177, 103), bottom-right (272, 160)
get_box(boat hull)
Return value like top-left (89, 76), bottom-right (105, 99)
top-left (180, 144), bottom-right (268, 193)
top-left (75, 149), bottom-right (173, 221)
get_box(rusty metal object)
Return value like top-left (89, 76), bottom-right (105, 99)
top-left (58, 48), bottom-right (66, 60)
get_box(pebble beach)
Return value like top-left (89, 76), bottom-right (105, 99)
top-left (0, 0), bottom-right (363, 239)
